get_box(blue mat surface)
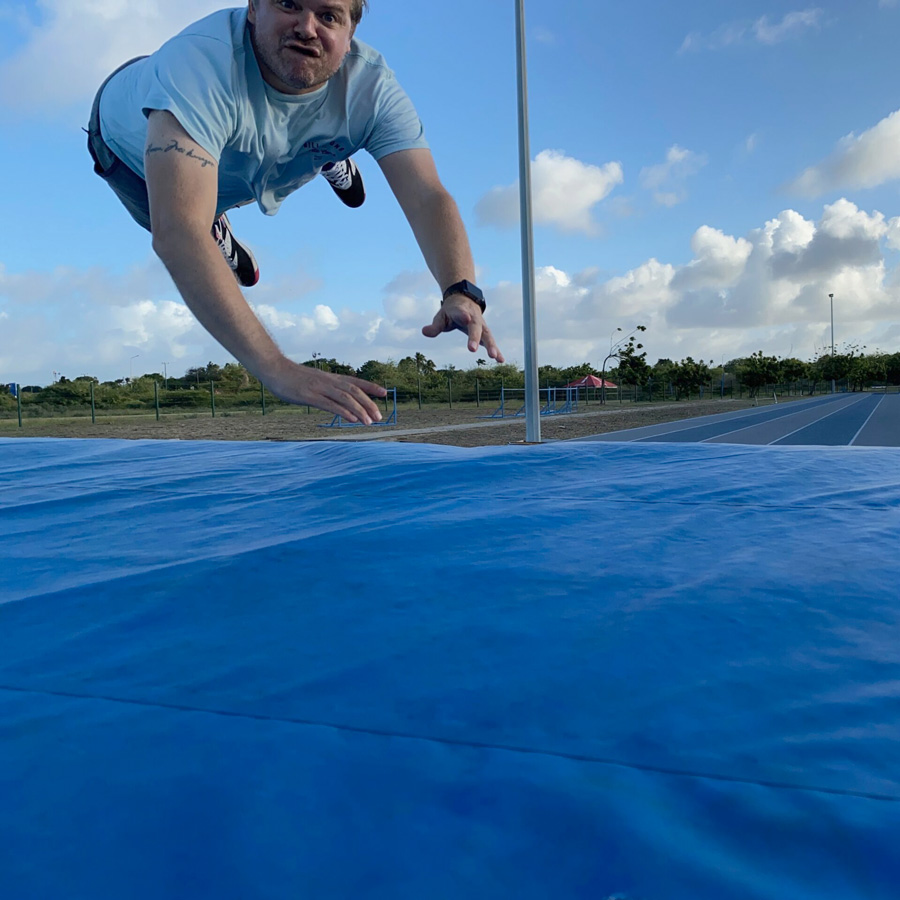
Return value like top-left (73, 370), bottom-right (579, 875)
top-left (2, 437), bottom-right (899, 898)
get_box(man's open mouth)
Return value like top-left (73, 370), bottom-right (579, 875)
top-left (284, 44), bottom-right (320, 57)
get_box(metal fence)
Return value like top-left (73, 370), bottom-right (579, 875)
top-left (2, 376), bottom-right (895, 428)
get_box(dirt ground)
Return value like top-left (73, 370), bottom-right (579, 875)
top-left (1, 397), bottom-right (792, 447)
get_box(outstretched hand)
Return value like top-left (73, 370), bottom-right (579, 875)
top-left (264, 359), bottom-right (387, 425)
top-left (422, 294), bottom-right (505, 362)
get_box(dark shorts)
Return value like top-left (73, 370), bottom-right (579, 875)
top-left (86, 57), bottom-right (152, 232)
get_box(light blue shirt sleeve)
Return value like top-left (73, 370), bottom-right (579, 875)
top-left (140, 34), bottom-right (238, 161)
top-left (362, 67), bottom-right (427, 161)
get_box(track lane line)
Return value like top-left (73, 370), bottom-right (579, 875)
top-left (625, 395), bottom-right (843, 443)
top-left (767, 394), bottom-right (871, 445)
top-left (695, 394), bottom-right (862, 444)
top-left (849, 394), bottom-right (885, 446)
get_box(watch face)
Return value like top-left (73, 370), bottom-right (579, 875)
top-left (460, 280), bottom-right (484, 301)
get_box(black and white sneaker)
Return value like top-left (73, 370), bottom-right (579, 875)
top-left (212, 213), bottom-right (259, 287)
top-left (321, 159), bottom-right (365, 208)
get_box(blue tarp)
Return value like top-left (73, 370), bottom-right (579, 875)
top-left (1, 437), bottom-right (899, 898)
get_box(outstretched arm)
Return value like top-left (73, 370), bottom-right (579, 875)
top-left (144, 110), bottom-right (386, 424)
top-left (378, 148), bottom-right (504, 363)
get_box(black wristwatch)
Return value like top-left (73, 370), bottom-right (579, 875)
top-left (442, 279), bottom-right (486, 313)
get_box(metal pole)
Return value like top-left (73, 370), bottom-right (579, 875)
top-left (829, 292), bottom-right (836, 393)
top-left (209, 380), bottom-right (216, 417)
top-left (829, 293), bottom-right (835, 359)
top-left (16, 385), bottom-right (22, 428)
top-left (90, 381), bottom-right (96, 424)
top-left (260, 381), bottom-right (267, 415)
top-left (154, 381), bottom-right (160, 421)
top-left (515, 0), bottom-right (540, 442)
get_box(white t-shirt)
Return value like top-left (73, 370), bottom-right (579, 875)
top-left (99, 7), bottom-right (429, 216)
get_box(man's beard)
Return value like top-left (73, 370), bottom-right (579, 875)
top-left (251, 28), bottom-right (343, 93)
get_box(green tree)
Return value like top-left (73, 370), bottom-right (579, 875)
top-left (218, 362), bottom-right (251, 392)
top-left (561, 362), bottom-right (595, 382)
top-left (538, 364), bottom-right (563, 384)
top-left (778, 357), bottom-right (808, 385)
top-left (185, 362), bottom-right (222, 384)
top-left (616, 336), bottom-right (650, 388)
top-left (738, 351), bottom-right (780, 398)
top-left (414, 352), bottom-right (436, 376)
top-left (671, 357), bottom-right (711, 400)
top-left (357, 359), bottom-right (398, 385)
top-left (884, 352), bottom-right (900, 385)
top-left (650, 358), bottom-right (676, 399)
top-left (600, 325), bottom-right (647, 402)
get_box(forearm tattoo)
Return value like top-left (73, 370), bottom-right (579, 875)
top-left (146, 139), bottom-right (215, 168)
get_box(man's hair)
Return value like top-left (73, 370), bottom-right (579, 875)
top-left (248, 1), bottom-right (368, 27)
top-left (350, 0), bottom-right (368, 26)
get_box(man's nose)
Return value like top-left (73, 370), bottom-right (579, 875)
top-left (293, 10), bottom-right (317, 39)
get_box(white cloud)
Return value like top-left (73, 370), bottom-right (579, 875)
top-left (886, 217), bottom-right (900, 251)
top-left (662, 201), bottom-right (898, 344)
top-left (787, 109), bottom-right (900, 196)
top-left (680, 8), bottom-right (823, 53)
top-left (640, 145), bottom-right (708, 206)
top-left (679, 24), bottom-right (745, 53)
top-left (672, 227), bottom-right (753, 291)
top-left (753, 9), bottom-right (823, 44)
top-left (543, 200), bottom-right (900, 365)
top-left (769, 200), bottom-right (888, 281)
top-left (0, 284), bottom-right (205, 383)
top-left (4, 200), bottom-right (900, 383)
top-left (476, 150), bottom-right (624, 235)
top-left (0, 0), bottom-right (224, 114)
top-left (253, 303), bottom-right (340, 335)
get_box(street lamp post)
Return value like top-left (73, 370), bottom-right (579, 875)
top-left (162, 362), bottom-right (169, 391)
top-left (130, 354), bottom-right (140, 388)
top-left (515, 0), bottom-right (540, 442)
top-left (829, 292), bottom-right (835, 393)
top-left (600, 328), bottom-right (621, 405)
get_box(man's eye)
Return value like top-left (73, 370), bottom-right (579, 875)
top-left (321, 13), bottom-right (336, 23)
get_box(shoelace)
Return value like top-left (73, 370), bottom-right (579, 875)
top-left (322, 161), bottom-right (352, 191)
top-left (213, 221), bottom-right (239, 271)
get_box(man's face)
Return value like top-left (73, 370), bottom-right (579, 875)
top-left (248, 0), bottom-right (355, 94)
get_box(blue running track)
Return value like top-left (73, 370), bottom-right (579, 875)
top-left (576, 392), bottom-right (900, 447)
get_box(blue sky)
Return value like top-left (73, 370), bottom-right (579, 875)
top-left (1, 0), bottom-right (899, 385)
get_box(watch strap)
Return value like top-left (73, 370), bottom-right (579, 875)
top-left (442, 279), bottom-right (486, 312)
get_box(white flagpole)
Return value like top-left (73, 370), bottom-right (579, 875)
top-left (515, 0), bottom-right (541, 442)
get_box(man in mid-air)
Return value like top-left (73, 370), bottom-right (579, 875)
top-left (87, 0), bottom-right (503, 425)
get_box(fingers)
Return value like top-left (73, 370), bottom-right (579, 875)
top-left (273, 364), bottom-right (385, 425)
top-left (465, 319), bottom-right (484, 353)
top-left (324, 379), bottom-right (383, 425)
top-left (480, 325), bottom-right (505, 363)
top-left (348, 375), bottom-right (388, 397)
top-left (421, 305), bottom-right (505, 362)
top-left (421, 308), bottom-right (449, 338)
